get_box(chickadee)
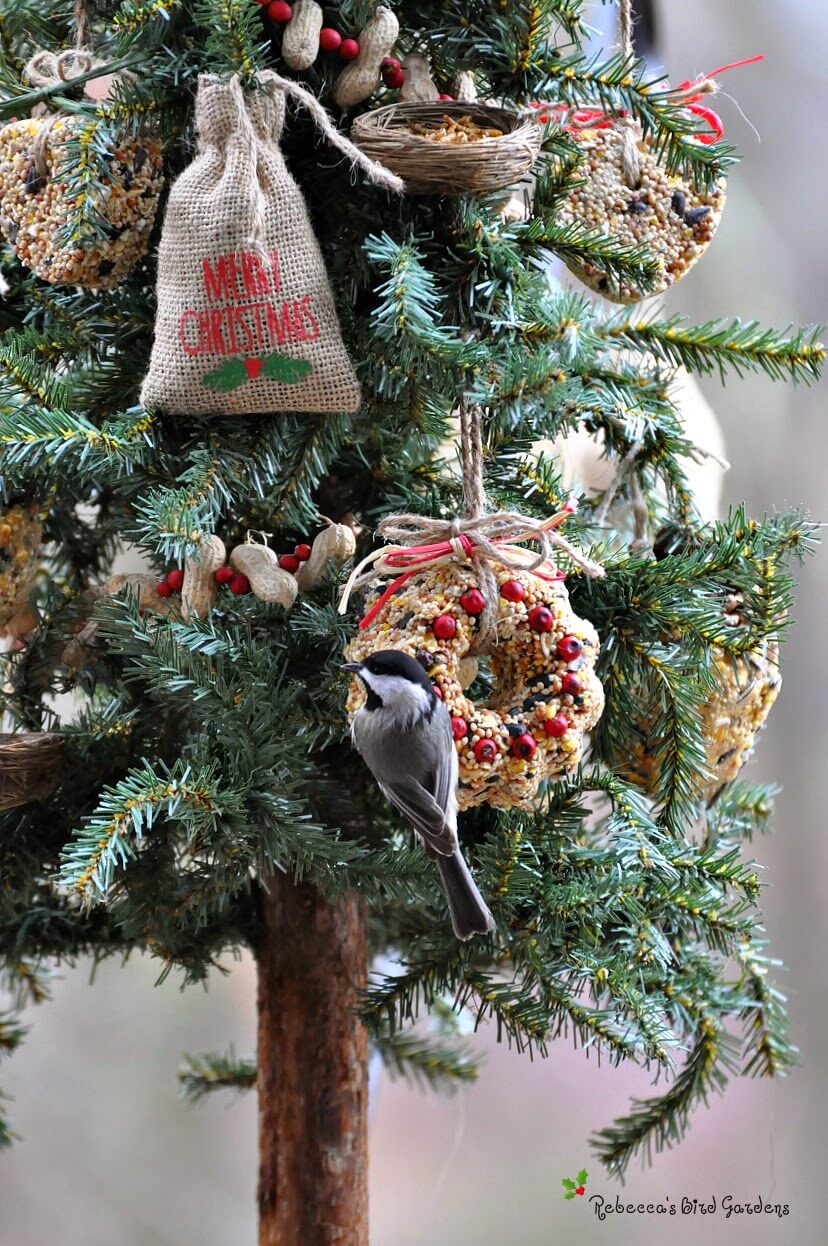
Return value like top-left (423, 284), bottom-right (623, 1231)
top-left (345, 649), bottom-right (495, 941)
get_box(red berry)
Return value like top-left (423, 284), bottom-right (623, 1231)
top-left (165, 568), bottom-right (184, 592)
top-left (451, 716), bottom-right (468, 741)
top-left (339, 38), bottom-right (360, 60)
top-left (432, 614), bottom-right (457, 640)
top-left (460, 587), bottom-right (486, 616)
top-left (556, 634), bottom-right (583, 662)
top-left (279, 553), bottom-right (301, 573)
top-left (382, 66), bottom-right (405, 89)
top-left (244, 357), bottom-right (263, 380)
top-left (214, 565), bottom-right (233, 585)
top-left (473, 738), bottom-right (498, 764)
top-left (500, 579), bottom-right (526, 603)
top-left (254, 0), bottom-right (270, 5)
top-left (544, 714), bottom-right (569, 738)
top-left (528, 604), bottom-right (554, 633)
top-left (229, 573), bottom-right (250, 596)
top-left (294, 543), bottom-right (312, 562)
top-left (561, 671), bottom-right (583, 695)
top-left (511, 732), bottom-right (537, 760)
top-left (438, 92), bottom-right (453, 100)
top-left (576, 1187), bottom-right (585, 1196)
top-left (156, 581), bottom-right (172, 598)
top-left (319, 27), bottom-right (342, 51)
top-left (382, 56), bottom-right (400, 69)
top-left (432, 684), bottom-right (443, 700)
top-left (266, 1), bottom-right (292, 20)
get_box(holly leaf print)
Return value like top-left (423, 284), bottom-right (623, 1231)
top-left (564, 1191), bottom-right (575, 1200)
top-left (577, 1169), bottom-right (588, 1186)
top-left (261, 353), bottom-right (313, 384)
top-left (562, 1178), bottom-right (576, 1190)
top-left (202, 358), bottom-right (249, 393)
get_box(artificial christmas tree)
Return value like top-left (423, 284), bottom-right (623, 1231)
top-left (0, 1), bottom-right (823, 1242)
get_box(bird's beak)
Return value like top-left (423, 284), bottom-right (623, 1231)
top-left (341, 662), bottom-right (362, 674)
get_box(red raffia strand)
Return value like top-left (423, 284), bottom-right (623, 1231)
top-left (531, 53), bottom-right (764, 145)
top-left (347, 500), bottom-right (579, 631)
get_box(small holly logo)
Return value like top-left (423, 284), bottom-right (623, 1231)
top-left (562, 1168), bottom-right (588, 1200)
top-left (202, 353), bottom-right (313, 393)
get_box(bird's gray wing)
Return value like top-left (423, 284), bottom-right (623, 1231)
top-left (429, 704), bottom-right (459, 824)
top-left (377, 775), bottom-right (458, 857)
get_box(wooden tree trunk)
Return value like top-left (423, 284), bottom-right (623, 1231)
top-left (256, 874), bottom-right (369, 1246)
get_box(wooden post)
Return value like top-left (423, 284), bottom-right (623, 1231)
top-left (256, 874), bottom-right (369, 1246)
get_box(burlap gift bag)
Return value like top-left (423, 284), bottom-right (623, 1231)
top-left (142, 74), bottom-right (401, 416)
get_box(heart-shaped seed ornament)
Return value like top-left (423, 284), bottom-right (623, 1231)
top-left (0, 117), bottom-right (163, 289)
top-left (555, 123), bottom-right (726, 304)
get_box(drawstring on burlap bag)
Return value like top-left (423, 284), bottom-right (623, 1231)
top-left (140, 71), bottom-right (402, 417)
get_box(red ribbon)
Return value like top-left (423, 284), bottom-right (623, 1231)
top-left (356, 503), bottom-right (581, 631)
top-left (531, 54), bottom-right (764, 145)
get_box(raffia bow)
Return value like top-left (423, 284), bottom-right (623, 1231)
top-left (338, 502), bottom-right (605, 643)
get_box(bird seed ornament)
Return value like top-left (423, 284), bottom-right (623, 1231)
top-left (341, 399), bottom-right (605, 810)
top-left (625, 630), bottom-right (781, 807)
top-left (542, 53), bottom-right (762, 304)
top-left (141, 72), bottom-right (401, 417)
top-left (0, 499), bottom-right (42, 632)
top-left (0, 50), bottom-right (164, 289)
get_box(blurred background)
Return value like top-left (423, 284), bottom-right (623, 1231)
top-left (1, 3), bottom-right (825, 1244)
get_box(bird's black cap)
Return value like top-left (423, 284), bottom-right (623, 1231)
top-left (351, 649), bottom-right (435, 691)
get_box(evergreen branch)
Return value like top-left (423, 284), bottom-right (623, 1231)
top-left (178, 1049), bottom-right (257, 1102)
top-left (132, 449), bottom-right (229, 559)
top-left (707, 782), bottom-right (778, 843)
top-left (598, 314), bottom-right (825, 385)
top-left (0, 406), bottom-right (150, 474)
top-left (517, 218), bottom-right (661, 292)
top-left (540, 51), bottom-right (739, 183)
top-left (375, 1029), bottom-right (480, 1092)
top-left (591, 1017), bottom-right (738, 1174)
top-left (191, 0), bottom-right (269, 78)
top-left (737, 943), bottom-right (799, 1079)
top-left (58, 760), bottom-right (227, 906)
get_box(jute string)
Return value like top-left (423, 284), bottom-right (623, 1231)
top-left (617, 0), bottom-right (641, 189)
top-left (23, 0), bottom-right (105, 180)
top-left (339, 399), bottom-right (605, 646)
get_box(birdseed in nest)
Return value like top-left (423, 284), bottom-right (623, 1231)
top-left (406, 114), bottom-right (505, 144)
top-left (345, 562), bottom-right (604, 811)
top-left (0, 117), bottom-right (163, 289)
top-left (623, 639), bottom-right (781, 805)
top-left (0, 502), bottom-right (42, 631)
top-left (555, 123), bottom-right (725, 303)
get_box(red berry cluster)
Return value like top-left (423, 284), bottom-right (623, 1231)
top-left (214, 565), bottom-right (251, 596)
top-left (257, 1), bottom-right (361, 62)
top-left (277, 541), bottom-right (312, 574)
top-left (156, 567), bottom-right (184, 599)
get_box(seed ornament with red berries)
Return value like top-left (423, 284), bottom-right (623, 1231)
top-left (342, 403), bottom-right (606, 810)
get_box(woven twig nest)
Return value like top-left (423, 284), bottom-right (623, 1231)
top-left (350, 101), bottom-right (542, 195)
top-left (0, 733), bottom-right (63, 811)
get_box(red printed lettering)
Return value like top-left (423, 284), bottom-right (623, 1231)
top-left (202, 258), bottom-right (231, 304)
top-left (300, 295), bottom-right (320, 341)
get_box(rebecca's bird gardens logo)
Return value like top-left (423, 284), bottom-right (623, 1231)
top-left (563, 1168), bottom-right (588, 1201)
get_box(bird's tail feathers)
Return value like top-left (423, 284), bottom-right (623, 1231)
top-left (436, 849), bottom-right (496, 941)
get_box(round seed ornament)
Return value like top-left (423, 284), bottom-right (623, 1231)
top-left (0, 115), bottom-right (163, 289)
top-left (551, 111), bottom-right (725, 304)
top-left (341, 508), bottom-right (605, 811)
top-left (626, 638), bottom-right (780, 806)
